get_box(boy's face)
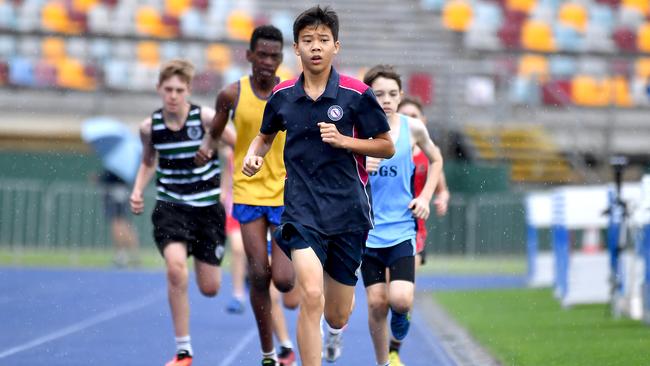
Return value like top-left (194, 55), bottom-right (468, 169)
top-left (247, 39), bottom-right (283, 80)
top-left (157, 75), bottom-right (190, 114)
top-left (294, 24), bottom-right (339, 75)
top-left (398, 102), bottom-right (427, 124)
top-left (371, 77), bottom-right (402, 118)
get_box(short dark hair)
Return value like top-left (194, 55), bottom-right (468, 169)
top-left (250, 25), bottom-right (283, 51)
top-left (363, 64), bottom-right (402, 90)
top-left (399, 96), bottom-right (423, 112)
top-left (293, 5), bottom-right (339, 42)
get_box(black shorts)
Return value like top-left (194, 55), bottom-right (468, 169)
top-left (152, 200), bottom-right (226, 266)
top-left (361, 240), bottom-right (415, 287)
top-left (274, 222), bottom-right (367, 286)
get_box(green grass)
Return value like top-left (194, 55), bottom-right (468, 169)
top-left (435, 288), bottom-right (650, 366)
top-left (0, 248), bottom-right (165, 269)
top-left (0, 247), bottom-right (526, 275)
top-left (419, 255), bottom-right (526, 275)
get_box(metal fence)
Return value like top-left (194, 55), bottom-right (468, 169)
top-left (0, 179), bottom-right (155, 250)
top-left (0, 179), bottom-right (527, 255)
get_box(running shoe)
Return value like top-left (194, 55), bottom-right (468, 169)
top-left (323, 330), bottom-right (342, 362)
top-left (390, 309), bottom-right (411, 341)
top-left (278, 346), bottom-right (296, 366)
top-left (389, 350), bottom-right (406, 366)
top-left (261, 358), bottom-right (278, 366)
top-left (226, 297), bottom-right (245, 314)
top-left (165, 350), bottom-right (192, 366)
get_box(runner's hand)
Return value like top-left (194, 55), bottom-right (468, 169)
top-left (242, 155), bottom-right (263, 177)
top-left (194, 146), bottom-right (213, 166)
top-left (434, 190), bottom-right (450, 216)
top-left (408, 196), bottom-right (430, 220)
top-left (318, 122), bottom-right (346, 149)
top-left (130, 191), bottom-right (144, 215)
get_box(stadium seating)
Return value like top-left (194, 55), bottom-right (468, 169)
top-left (464, 125), bottom-right (578, 183)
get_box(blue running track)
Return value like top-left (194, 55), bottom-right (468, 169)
top-left (0, 268), bottom-right (524, 365)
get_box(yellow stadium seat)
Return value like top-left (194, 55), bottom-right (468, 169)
top-left (57, 58), bottom-right (94, 91)
top-left (136, 41), bottom-right (160, 66)
top-left (227, 10), bottom-right (254, 41)
top-left (41, 1), bottom-right (69, 33)
top-left (521, 20), bottom-right (556, 52)
top-left (442, 0), bottom-right (473, 32)
top-left (635, 58), bottom-right (650, 78)
top-left (42, 37), bottom-right (66, 62)
top-left (136, 6), bottom-right (163, 37)
top-left (637, 23), bottom-right (650, 52)
top-left (165, 0), bottom-right (191, 17)
top-left (558, 2), bottom-right (588, 32)
top-left (623, 0), bottom-right (649, 16)
top-left (518, 54), bottom-right (549, 81)
top-left (507, 0), bottom-right (537, 13)
top-left (72, 0), bottom-right (98, 13)
top-left (572, 75), bottom-right (602, 107)
top-left (206, 43), bottom-right (232, 72)
top-left (610, 76), bottom-right (633, 107)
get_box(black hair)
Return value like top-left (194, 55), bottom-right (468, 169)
top-left (293, 5), bottom-right (339, 42)
top-left (363, 64), bottom-right (402, 91)
top-left (250, 25), bottom-right (283, 51)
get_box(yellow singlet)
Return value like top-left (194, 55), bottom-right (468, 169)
top-left (232, 76), bottom-right (286, 206)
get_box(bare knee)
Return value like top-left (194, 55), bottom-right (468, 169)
top-left (282, 292), bottom-right (300, 310)
top-left (324, 308), bottom-right (349, 329)
top-left (167, 260), bottom-right (188, 289)
top-left (390, 296), bottom-right (413, 314)
top-left (199, 281), bottom-right (220, 297)
top-left (301, 285), bottom-right (324, 313)
top-left (273, 275), bottom-right (295, 293)
top-left (368, 295), bottom-right (389, 320)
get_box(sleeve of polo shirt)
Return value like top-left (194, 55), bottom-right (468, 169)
top-left (260, 95), bottom-right (285, 134)
top-left (354, 89), bottom-right (391, 139)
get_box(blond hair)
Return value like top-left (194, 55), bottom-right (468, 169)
top-left (158, 59), bottom-right (195, 86)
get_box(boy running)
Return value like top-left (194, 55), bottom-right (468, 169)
top-left (397, 96), bottom-right (450, 268)
top-left (362, 65), bottom-right (443, 366)
top-left (129, 59), bottom-right (235, 366)
top-left (242, 6), bottom-right (395, 365)
top-left (195, 25), bottom-right (297, 366)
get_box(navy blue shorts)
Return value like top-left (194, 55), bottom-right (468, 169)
top-left (232, 204), bottom-right (283, 226)
top-left (274, 222), bottom-right (367, 286)
top-left (361, 240), bottom-right (416, 287)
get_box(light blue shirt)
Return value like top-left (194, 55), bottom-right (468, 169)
top-left (367, 114), bottom-right (417, 250)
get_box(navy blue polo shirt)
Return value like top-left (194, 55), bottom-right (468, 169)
top-left (260, 67), bottom-right (390, 236)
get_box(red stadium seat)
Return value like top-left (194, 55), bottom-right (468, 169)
top-left (407, 72), bottom-right (434, 105)
top-left (613, 27), bottom-right (637, 52)
top-left (0, 60), bottom-right (8, 86)
top-left (191, 0), bottom-right (209, 11)
top-left (542, 79), bottom-right (572, 106)
top-left (498, 22), bottom-right (522, 49)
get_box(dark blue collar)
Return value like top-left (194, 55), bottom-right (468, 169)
top-left (290, 67), bottom-right (340, 102)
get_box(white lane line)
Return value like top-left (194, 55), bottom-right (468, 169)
top-left (220, 327), bottom-right (258, 366)
top-left (0, 290), bottom-right (165, 359)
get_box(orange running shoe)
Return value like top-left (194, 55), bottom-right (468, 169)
top-left (165, 350), bottom-right (192, 366)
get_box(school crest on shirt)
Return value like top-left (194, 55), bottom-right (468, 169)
top-left (187, 126), bottom-right (202, 140)
top-left (327, 105), bottom-right (343, 121)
